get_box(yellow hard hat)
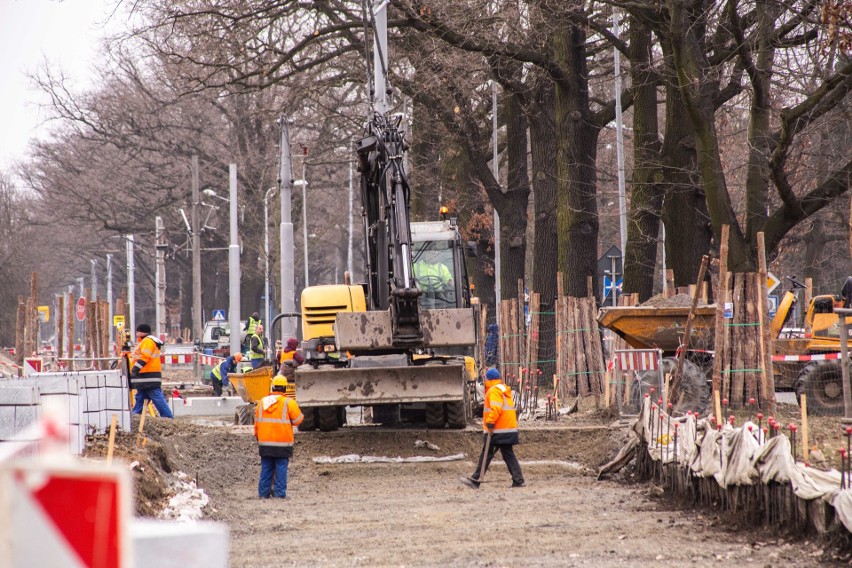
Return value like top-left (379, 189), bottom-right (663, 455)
top-left (272, 375), bottom-right (289, 388)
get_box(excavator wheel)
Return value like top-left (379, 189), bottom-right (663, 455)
top-left (234, 403), bottom-right (255, 425)
top-left (318, 407), bottom-right (340, 432)
top-left (299, 408), bottom-right (318, 431)
top-left (630, 357), bottom-right (708, 414)
top-left (795, 361), bottom-right (843, 416)
top-left (445, 400), bottom-right (468, 429)
top-left (425, 402), bottom-right (445, 429)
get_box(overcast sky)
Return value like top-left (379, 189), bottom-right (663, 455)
top-left (0, 0), bottom-right (116, 170)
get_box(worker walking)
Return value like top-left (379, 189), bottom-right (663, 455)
top-left (210, 353), bottom-right (243, 396)
top-left (248, 324), bottom-right (265, 369)
top-left (461, 367), bottom-right (524, 488)
top-left (254, 375), bottom-right (304, 498)
top-left (129, 324), bottom-right (174, 419)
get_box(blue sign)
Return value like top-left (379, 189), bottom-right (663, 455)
top-left (212, 309), bottom-right (226, 321)
top-left (603, 275), bottom-right (623, 298)
top-left (767, 295), bottom-right (778, 317)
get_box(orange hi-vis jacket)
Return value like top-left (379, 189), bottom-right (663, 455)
top-left (254, 392), bottom-right (304, 458)
top-left (130, 335), bottom-right (163, 391)
top-left (483, 381), bottom-right (519, 444)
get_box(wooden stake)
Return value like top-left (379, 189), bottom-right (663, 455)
top-left (714, 389), bottom-right (722, 426)
top-left (604, 370), bottom-right (611, 409)
top-left (712, 225), bottom-right (730, 394)
top-left (664, 373), bottom-right (672, 409)
top-left (756, 232), bottom-right (776, 413)
top-left (804, 278), bottom-right (813, 335)
top-left (106, 414), bottom-right (118, 465)
top-left (801, 394), bottom-right (809, 463)
top-left (136, 400), bottom-right (149, 448)
top-left (665, 270), bottom-right (675, 298)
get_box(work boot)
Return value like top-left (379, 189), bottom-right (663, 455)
top-left (511, 481), bottom-right (526, 488)
top-left (460, 476), bottom-right (480, 489)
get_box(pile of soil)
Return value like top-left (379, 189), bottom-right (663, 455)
top-left (641, 293), bottom-right (710, 308)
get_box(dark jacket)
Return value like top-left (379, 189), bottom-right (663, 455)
top-left (484, 323), bottom-right (499, 366)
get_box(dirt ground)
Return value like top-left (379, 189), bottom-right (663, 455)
top-left (83, 403), bottom-right (850, 568)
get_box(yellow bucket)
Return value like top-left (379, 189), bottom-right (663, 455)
top-left (228, 366), bottom-right (274, 403)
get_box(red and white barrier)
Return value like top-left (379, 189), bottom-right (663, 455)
top-left (615, 349), bottom-right (661, 372)
top-left (771, 352), bottom-right (841, 362)
top-left (196, 353), bottom-right (225, 367)
top-left (158, 354), bottom-right (194, 365)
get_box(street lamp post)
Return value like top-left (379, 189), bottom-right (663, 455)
top-left (294, 179), bottom-right (309, 288)
top-left (264, 186), bottom-right (277, 355)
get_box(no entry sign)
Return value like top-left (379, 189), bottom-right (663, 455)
top-left (76, 297), bottom-right (87, 321)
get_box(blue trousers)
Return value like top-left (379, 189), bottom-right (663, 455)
top-left (132, 387), bottom-right (174, 418)
top-left (258, 456), bottom-right (289, 498)
top-left (250, 358), bottom-right (263, 369)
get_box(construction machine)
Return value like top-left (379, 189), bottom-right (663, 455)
top-left (292, 113), bottom-right (478, 431)
top-left (598, 278), bottom-right (852, 415)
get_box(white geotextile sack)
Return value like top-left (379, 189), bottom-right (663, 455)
top-left (722, 421), bottom-right (761, 486)
top-left (693, 427), bottom-right (722, 478)
top-left (831, 490), bottom-right (852, 532)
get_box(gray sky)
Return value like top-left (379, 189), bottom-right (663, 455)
top-left (0, 0), bottom-right (113, 170)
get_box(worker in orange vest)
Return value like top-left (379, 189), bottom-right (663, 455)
top-left (461, 367), bottom-right (524, 488)
top-left (130, 324), bottom-right (173, 419)
top-left (278, 337), bottom-right (305, 366)
top-left (254, 375), bottom-right (304, 498)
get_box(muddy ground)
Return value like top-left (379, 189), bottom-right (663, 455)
top-left (85, 407), bottom-right (850, 568)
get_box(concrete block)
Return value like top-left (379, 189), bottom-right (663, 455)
top-left (36, 377), bottom-right (73, 395)
top-left (106, 388), bottom-right (127, 411)
top-left (85, 387), bottom-right (103, 413)
top-left (15, 406), bottom-right (40, 432)
top-left (0, 407), bottom-right (16, 438)
top-left (105, 371), bottom-right (125, 388)
top-left (83, 411), bottom-right (103, 432)
top-left (0, 386), bottom-right (40, 406)
top-left (170, 396), bottom-right (244, 417)
top-left (83, 374), bottom-right (105, 388)
top-left (130, 519), bottom-right (229, 568)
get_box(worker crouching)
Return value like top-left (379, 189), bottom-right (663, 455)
top-left (254, 375), bottom-right (304, 498)
top-left (462, 367), bottom-right (524, 489)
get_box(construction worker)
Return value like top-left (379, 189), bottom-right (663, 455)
top-left (242, 312), bottom-right (262, 349)
top-left (248, 324), bottom-right (265, 369)
top-left (210, 353), bottom-right (243, 396)
top-left (414, 249), bottom-right (454, 292)
top-left (129, 324), bottom-right (174, 419)
top-left (254, 375), bottom-right (303, 498)
top-left (461, 367), bottom-right (524, 489)
top-left (278, 337), bottom-right (304, 367)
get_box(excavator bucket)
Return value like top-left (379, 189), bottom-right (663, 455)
top-left (334, 308), bottom-right (475, 351)
top-left (294, 361), bottom-right (467, 407)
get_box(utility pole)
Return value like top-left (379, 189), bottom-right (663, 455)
top-left (90, 259), bottom-right (98, 301)
top-left (126, 235), bottom-right (135, 335)
top-left (612, 11), bottom-right (627, 258)
top-left (106, 254), bottom-right (113, 337)
top-left (228, 164), bottom-right (241, 358)
top-left (155, 216), bottom-right (167, 337)
top-left (348, 157), bottom-right (354, 278)
top-left (278, 117), bottom-right (297, 340)
top-left (492, 81), bottom-right (501, 303)
top-left (191, 155), bottom-right (202, 341)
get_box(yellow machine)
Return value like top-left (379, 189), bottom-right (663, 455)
top-left (300, 284), bottom-right (366, 367)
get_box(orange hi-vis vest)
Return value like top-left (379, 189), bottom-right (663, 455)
top-left (130, 335), bottom-right (163, 391)
top-left (483, 382), bottom-right (518, 435)
top-left (254, 392), bottom-right (304, 458)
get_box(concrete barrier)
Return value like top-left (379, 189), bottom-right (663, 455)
top-left (170, 396), bottom-right (244, 418)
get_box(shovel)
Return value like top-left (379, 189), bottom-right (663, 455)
top-left (461, 431), bottom-right (492, 489)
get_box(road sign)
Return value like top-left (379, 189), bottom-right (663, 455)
top-left (597, 245), bottom-right (622, 303)
top-left (602, 275), bottom-right (623, 304)
top-left (38, 305), bottom-right (49, 323)
top-left (212, 309), bottom-right (226, 321)
top-left (75, 297), bottom-right (86, 321)
top-left (768, 294), bottom-right (779, 316)
top-left (113, 315), bottom-right (125, 328)
top-left (23, 357), bottom-right (42, 375)
top-left (767, 272), bottom-right (780, 293)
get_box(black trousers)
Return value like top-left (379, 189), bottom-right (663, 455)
top-left (471, 433), bottom-right (524, 484)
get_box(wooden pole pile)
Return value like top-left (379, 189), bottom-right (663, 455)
top-left (497, 297), bottom-right (522, 389)
top-left (712, 226), bottom-right (776, 410)
top-left (554, 274), bottom-right (605, 408)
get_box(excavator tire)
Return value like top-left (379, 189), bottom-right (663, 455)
top-left (318, 407), bottom-right (340, 432)
top-left (299, 408), bottom-right (318, 431)
top-left (234, 403), bottom-right (255, 425)
top-left (795, 361), bottom-right (843, 416)
top-left (425, 402), bottom-right (445, 429)
top-left (445, 400), bottom-right (467, 429)
top-left (630, 357), bottom-right (708, 414)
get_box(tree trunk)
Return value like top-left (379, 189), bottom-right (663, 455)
top-left (529, 74), bottom-right (558, 384)
top-left (553, 23), bottom-right (600, 297)
top-left (659, 40), bottom-right (713, 288)
top-left (623, 17), bottom-right (663, 302)
top-left (499, 87), bottom-right (530, 299)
